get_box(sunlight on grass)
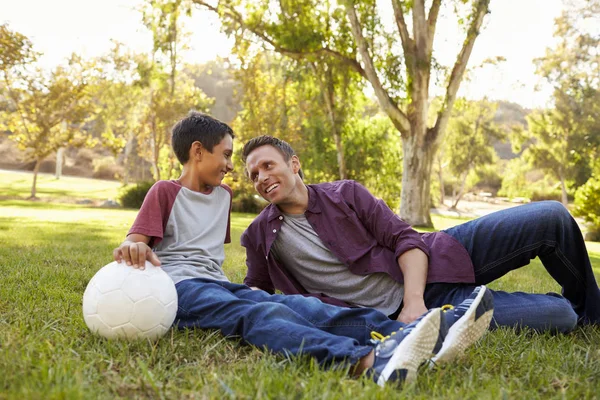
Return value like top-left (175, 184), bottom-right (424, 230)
top-left (1, 200), bottom-right (599, 399)
top-left (0, 170), bottom-right (123, 201)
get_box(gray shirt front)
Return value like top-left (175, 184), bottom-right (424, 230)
top-left (271, 213), bottom-right (404, 316)
top-left (129, 180), bottom-right (232, 284)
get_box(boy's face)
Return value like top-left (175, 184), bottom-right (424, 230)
top-left (245, 145), bottom-right (299, 205)
top-left (196, 134), bottom-right (234, 188)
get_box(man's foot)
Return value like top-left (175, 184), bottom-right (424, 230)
top-left (430, 285), bottom-right (494, 366)
top-left (368, 307), bottom-right (442, 387)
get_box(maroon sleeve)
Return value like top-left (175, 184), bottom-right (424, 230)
top-left (221, 184), bottom-right (233, 244)
top-left (348, 181), bottom-right (430, 260)
top-left (128, 181), bottom-right (180, 247)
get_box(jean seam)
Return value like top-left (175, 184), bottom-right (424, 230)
top-left (477, 239), bottom-right (551, 275)
top-left (553, 246), bottom-right (586, 286)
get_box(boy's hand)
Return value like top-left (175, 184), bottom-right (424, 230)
top-left (113, 241), bottom-right (161, 269)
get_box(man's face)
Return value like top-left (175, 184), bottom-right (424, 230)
top-left (197, 134), bottom-right (234, 188)
top-left (245, 145), bottom-right (299, 204)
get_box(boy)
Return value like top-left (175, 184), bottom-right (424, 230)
top-left (113, 112), bottom-right (494, 386)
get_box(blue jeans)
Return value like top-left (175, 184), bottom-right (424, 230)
top-left (435, 201), bottom-right (600, 332)
top-left (175, 278), bottom-right (403, 366)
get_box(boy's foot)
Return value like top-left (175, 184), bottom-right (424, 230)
top-left (368, 307), bottom-right (442, 387)
top-left (430, 285), bottom-right (494, 366)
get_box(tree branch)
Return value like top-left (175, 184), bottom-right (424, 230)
top-left (412, 0), bottom-right (428, 62)
top-left (391, 0), bottom-right (415, 76)
top-left (431, 0), bottom-right (490, 143)
top-left (427, 0), bottom-right (441, 54)
top-left (345, 2), bottom-right (410, 134)
top-left (192, 0), bottom-right (367, 79)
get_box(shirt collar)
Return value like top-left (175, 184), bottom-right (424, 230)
top-left (266, 184), bottom-right (321, 222)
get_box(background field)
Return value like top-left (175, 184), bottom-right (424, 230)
top-left (0, 174), bottom-right (599, 399)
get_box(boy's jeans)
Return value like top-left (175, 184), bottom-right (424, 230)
top-left (434, 201), bottom-right (600, 331)
top-left (175, 278), bottom-right (403, 366)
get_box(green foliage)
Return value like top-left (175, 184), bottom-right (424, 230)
top-left (118, 181), bottom-right (155, 209)
top-left (497, 158), bottom-right (531, 200)
top-left (344, 114), bottom-right (403, 211)
top-left (575, 162), bottom-right (600, 232)
top-left (437, 98), bottom-right (504, 207)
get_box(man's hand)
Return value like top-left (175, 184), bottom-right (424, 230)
top-left (396, 299), bottom-right (428, 324)
top-left (113, 241), bottom-right (161, 269)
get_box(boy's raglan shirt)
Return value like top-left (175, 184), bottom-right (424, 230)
top-left (128, 180), bottom-right (232, 284)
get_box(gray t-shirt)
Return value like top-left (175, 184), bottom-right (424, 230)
top-left (128, 180), bottom-right (232, 284)
top-left (271, 213), bottom-right (404, 316)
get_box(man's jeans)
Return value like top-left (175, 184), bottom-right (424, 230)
top-left (175, 278), bottom-right (403, 366)
top-left (433, 201), bottom-right (600, 332)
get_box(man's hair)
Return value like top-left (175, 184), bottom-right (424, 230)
top-left (242, 135), bottom-right (304, 179)
top-left (171, 111), bottom-right (234, 164)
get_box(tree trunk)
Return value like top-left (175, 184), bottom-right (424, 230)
top-left (451, 171), bottom-right (469, 209)
top-left (436, 155), bottom-right (445, 206)
top-left (400, 133), bottom-right (435, 227)
top-left (55, 147), bottom-right (65, 180)
top-left (560, 175), bottom-right (568, 206)
top-left (30, 158), bottom-right (41, 199)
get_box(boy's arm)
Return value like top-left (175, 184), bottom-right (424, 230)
top-left (113, 233), bottom-right (161, 269)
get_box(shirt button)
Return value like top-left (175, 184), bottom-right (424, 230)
top-left (279, 216), bottom-right (283, 220)
top-left (272, 229), bottom-right (277, 233)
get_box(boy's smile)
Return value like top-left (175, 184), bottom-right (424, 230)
top-left (197, 134), bottom-right (234, 190)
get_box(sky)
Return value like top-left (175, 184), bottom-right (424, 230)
top-left (1, 0), bottom-right (564, 109)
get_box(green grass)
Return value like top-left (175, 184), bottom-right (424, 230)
top-left (0, 170), bottom-right (122, 202)
top-left (1, 174), bottom-right (599, 399)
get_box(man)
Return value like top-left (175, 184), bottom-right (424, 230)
top-left (241, 135), bottom-right (600, 332)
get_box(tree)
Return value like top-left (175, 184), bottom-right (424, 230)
top-left (1, 59), bottom-right (94, 198)
top-left (529, 0), bottom-right (600, 205)
top-left (89, 42), bottom-right (146, 184)
top-left (137, 0), bottom-right (213, 180)
top-left (440, 98), bottom-right (503, 209)
top-left (191, 0), bottom-right (491, 226)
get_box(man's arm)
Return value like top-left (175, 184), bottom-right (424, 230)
top-left (396, 248), bottom-right (428, 323)
top-left (348, 181), bottom-right (430, 322)
top-left (113, 233), bottom-right (161, 269)
top-left (241, 229), bottom-right (275, 293)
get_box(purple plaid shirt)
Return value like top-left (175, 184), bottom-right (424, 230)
top-left (241, 180), bottom-right (475, 307)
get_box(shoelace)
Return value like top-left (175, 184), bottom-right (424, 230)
top-left (370, 329), bottom-right (402, 344)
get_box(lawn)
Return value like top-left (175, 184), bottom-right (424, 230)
top-left (0, 170), bottom-right (123, 202)
top-left (0, 175), bottom-right (599, 399)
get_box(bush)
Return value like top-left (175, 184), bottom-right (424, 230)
top-left (118, 181), bottom-right (155, 209)
top-left (92, 156), bottom-right (123, 180)
top-left (574, 177), bottom-right (600, 231)
top-left (231, 195), bottom-right (267, 214)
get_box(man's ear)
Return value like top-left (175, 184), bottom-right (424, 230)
top-left (191, 141), bottom-right (204, 161)
top-left (291, 155), bottom-right (301, 174)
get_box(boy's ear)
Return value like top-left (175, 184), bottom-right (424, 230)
top-left (291, 155), bottom-right (301, 174)
top-left (191, 141), bottom-right (204, 161)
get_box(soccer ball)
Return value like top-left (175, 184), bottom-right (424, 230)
top-left (82, 261), bottom-right (178, 340)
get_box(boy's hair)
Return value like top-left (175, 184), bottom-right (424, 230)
top-left (171, 111), bottom-right (235, 164)
top-left (242, 135), bottom-right (304, 180)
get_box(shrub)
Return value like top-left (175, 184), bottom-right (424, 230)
top-left (118, 181), bottom-right (155, 209)
top-left (231, 194), bottom-right (267, 214)
top-left (92, 156), bottom-right (123, 180)
top-left (574, 177), bottom-right (600, 231)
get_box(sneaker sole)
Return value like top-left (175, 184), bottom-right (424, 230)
top-left (430, 286), bottom-right (494, 365)
top-left (377, 308), bottom-right (441, 386)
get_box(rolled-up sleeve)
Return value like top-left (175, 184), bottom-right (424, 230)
top-left (348, 181), bottom-right (430, 260)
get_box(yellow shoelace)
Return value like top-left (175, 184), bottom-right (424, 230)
top-left (370, 328), bottom-right (402, 343)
